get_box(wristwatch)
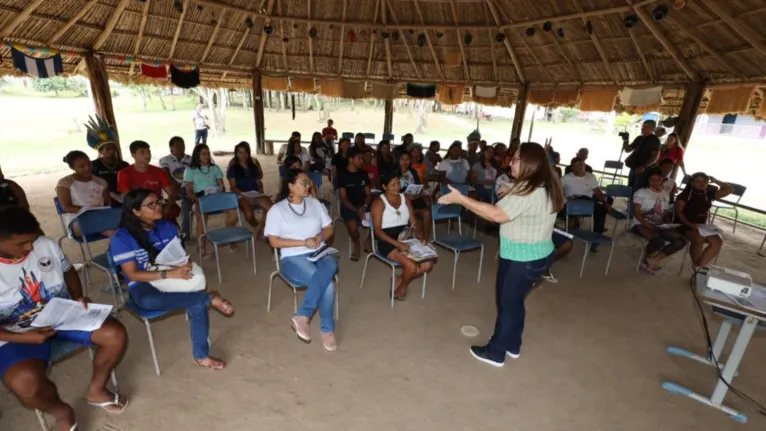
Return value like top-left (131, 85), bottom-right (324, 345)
top-left (160, 270), bottom-right (167, 279)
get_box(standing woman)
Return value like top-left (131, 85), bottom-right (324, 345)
top-left (111, 189), bottom-right (234, 370)
top-left (470, 146), bottom-right (498, 202)
top-left (56, 150), bottom-right (114, 237)
top-left (438, 142), bottom-right (564, 367)
top-left (397, 151), bottom-right (432, 242)
top-left (265, 169), bottom-right (339, 351)
top-left (376, 140), bottom-right (397, 178)
top-left (184, 144), bottom-right (236, 256)
top-left (371, 173), bottom-right (434, 301)
top-left (227, 142), bottom-right (273, 239)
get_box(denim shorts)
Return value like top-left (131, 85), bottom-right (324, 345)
top-left (0, 329), bottom-right (95, 378)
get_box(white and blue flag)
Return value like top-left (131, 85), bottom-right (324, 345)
top-left (11, 47), bottom-right (64, 78)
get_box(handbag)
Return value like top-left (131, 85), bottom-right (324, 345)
top-left (149, 262), bottom-right (206, 293)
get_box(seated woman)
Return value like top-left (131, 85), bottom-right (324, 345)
top-left (265, 169), bottom-right (339, 351)
top-left (375, 140), bottom-right (397, 178)
top-left (675, 172), bottom-right (734, 270)
top-left (227, 142), bottom-right (264, 192)
top-left (371, 173), bottom-right (435, 301)
top-left (338, 148), bottom-right (372, 261)
top-left (410, 144), bottom-right (428, 185)
top-left (438, 141), bottom-right (471, 189)
top-left (56, 150), bottom-right (114, 237)
top-left (631, 167), bottom-right (686, 274)
top-left (111, 189), bottom-right (234, 370)
top-left (283, 156), bottom-right (321, 199)
top-left (308, 132), bottom-right (333, 174)
top-left (331, 137), bottom-right (351, 187)
top-left (470, 146), bottom-right (498, 202)
top-left (227, 142), bottom-right (273, 239)
top-left (0, 164), bottom-right (29, 210)
top-left (184, 144), bottom-right (237, 256)
top-left (398, 151), bottom-right (432, 242)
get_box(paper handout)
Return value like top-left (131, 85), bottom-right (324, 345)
top-left (241, 190), bottom-right (261, 198)
top-left (155, 236), bottom-right (189, 267)
top-left (31, 298), bottom-right (112, 332)
top-left (404, 184), bottom-right (424, 195)
top-left (74, 206), bottom-right (111, 218)
top-left (698, 224), bottom-right (723, 237)
top-left (402, 239), bottom-right (438, 262)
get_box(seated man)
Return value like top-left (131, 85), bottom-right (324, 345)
top-left (0, 164), bottom-right (29, 210)
top-left (561, 157), bottom-right (612, 250)
top-left (540, 231), bottom-right (574, 283)
top-left (564, 148), bottom-right (593, 174)
top-left (87, 115), bottom-right (128, 206)
top-left (159, 136), bottom-right (192, 239)
top-left (117, 140), bottom-right (179, 221)
top-left (0, 206), bottom-right (128, 431)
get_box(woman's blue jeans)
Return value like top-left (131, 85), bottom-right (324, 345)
top-left (280, 253), bottom-right (338, 333)
top-left (130, 283), bottom-right (212, 360)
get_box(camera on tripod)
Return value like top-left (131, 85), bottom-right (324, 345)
top-left (618, 131), bottom-right (630, 146)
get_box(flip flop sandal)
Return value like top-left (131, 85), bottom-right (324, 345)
top-left (86, 393), bottom-right (129, 414)
top-left (210, 291), bottom-right (234, 316)
top-left (193, 357), bottom-right (226, 370)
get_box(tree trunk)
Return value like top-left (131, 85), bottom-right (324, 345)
top-left (156, 90), bottom-right (167, 110)
top-left (169, 90), bottom-right (176, 111)
top-left (279, 91), bottom-right (285, 110)
top-left (218, 88), bottom-right (228, 134)
top-left (140, 90), bottom-right (147, 111)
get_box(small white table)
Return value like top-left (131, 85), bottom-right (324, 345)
top-left (661, 271), bottom-right (766, 423)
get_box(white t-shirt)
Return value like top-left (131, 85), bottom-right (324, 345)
top-left (561, 172), bottom-right (599, 198)
top-left (662, 178), bottom-right (677, 195)
top-left (55, 175), bottom-right (108, 226)
top-left (159, 154), bottom-right (192, 184)
top-left (278, 144), bottom-right (311, 165)
top-left (193, 110), bottom-right (207, 130)
top-left (0, 237), bottom-right (72, 347)
top-left (632, 187), bottom-right (671, 226)
top-left (438, 158), bottom-right (471, 184)
top-left (495, 173), bottom-right (513, 192)
top-left (264, 197), bottom-right (332, 257)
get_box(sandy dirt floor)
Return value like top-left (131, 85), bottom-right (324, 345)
top-left (1, 155), bottom-right (766, 430)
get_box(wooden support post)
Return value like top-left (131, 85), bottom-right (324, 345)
top-left (84, 52), bottom-right (120, 158)
top-left (252, 70), bottom-right (266, 155)
top-left (673, 81), bottom-right (705, 151)
top-left (383, 99), bottom-right (394, 135)
top-left (511, 84), bottom-right (528, 142)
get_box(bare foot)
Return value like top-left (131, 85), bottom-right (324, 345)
top-left (194, 356), bottom-right (226, 370)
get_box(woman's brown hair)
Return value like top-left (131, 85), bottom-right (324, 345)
top-left (509, 142), bottom-right (565, 213)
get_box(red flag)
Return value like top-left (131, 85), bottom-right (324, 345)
top-left (140, 63), bottom-right (167, 79)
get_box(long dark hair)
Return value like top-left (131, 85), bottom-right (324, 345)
top-left (190, 144), bottom-right (214, 169)
top-left (510, 142), bottom-right (564, 212)
top-left (119, 189), bottom-right (163, 263)
top-left (231, 142), bottom-right (259, 177)
top-left (277, 168), bottom-right (306, 202)
top-left (377, 140), bottom-right (392, 166)
top-left (309, 132), bottom-right (323, 159)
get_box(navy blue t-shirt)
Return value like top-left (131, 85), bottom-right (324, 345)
top-left (110, 220), bottom-right (179, 288)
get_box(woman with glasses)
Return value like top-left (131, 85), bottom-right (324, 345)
top-left (371, 173), bottom-right (434, 301)
top-left (439, 142), bottom-right (564, 368)
top-left (265, 169), bottom-right (339, 351)
top-left (110, 189), bottom-right (234, 370)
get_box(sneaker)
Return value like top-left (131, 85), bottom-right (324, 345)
top-left (321, 332), bottom-right (337, 351)
top-left (469, 345), bottom-right (504, 368)
top-left (541, 269), bottom-right (558, 283)
top-left (506, 351), bottom-right (520, 359)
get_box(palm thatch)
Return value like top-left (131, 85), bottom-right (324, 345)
top-left (1, 0), bottom-right (765, 104)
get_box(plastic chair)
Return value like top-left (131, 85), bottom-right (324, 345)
top-left (363, 132), bottom-right (375, 142)
top-left (197, 192), bottom-right (257, 283)
top-left (35, 340), bottom-right (119, 430)
top-left (605, 184), bottom-right (634, 234)
top-left (710, 183), bottom-right (746, 233)
top-left (359, 215), bottom-right (428, 308)
top-left (431, 217), bottom-right (484, 290)
top-left (599, 160), bottom-right (624, 186)
top-left (433, 183), bottom-right (469, 235)
top-left (341, 132), bottom-right (354, 139)
top-left (267, 248), bottom-right (339, 320)
top-left (382, 133), bottom-right (395, 141)
top-left (565, 199), bottom-right (616, 277)
top-left (278, 164), bottom-right (286, 178)
top-left (308, 171), bottom-right (324, 199)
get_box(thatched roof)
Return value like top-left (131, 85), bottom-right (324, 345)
top-left (1, 0), bottom-right (765, 92)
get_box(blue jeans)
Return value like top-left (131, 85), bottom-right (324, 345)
top-left (486, 255), bottom-right (552, 362)
top-left (180, 186), bottom-right (193, 238)
top-left (130, 283), bottom-right (212, 360)
top-left (280, 253), bottom-right (338, 333)
top-left (194, 128), bottom-right (208, 146)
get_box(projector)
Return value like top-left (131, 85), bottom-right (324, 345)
top-left (706, 265), bottom-right (752, 298)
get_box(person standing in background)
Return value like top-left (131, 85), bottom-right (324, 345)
top-left (192, 103), bottom-right (209, 147)
top-left (322, 119), bottom-right (338, 142)
top-left (160, 137), bottom-right (192, 240)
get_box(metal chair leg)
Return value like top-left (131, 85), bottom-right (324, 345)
top-left (421, 272), bottom-right (427, 300)
top-left (477, 246), bottom-right (484, 283)
top-left (143, 318), bottom-right (162, 377)
top-left (605, 242), bottom-right (616, 275)
top-left (334, 275), bottom-right (340, 321)
top-left (390, 267), bottom-right (396, 308)
top-left (267, 272), bottom-right (278, 312)
top-left (251, 238), bottom-right (257, 275)
top-left (579, 243), bottom-right (590, 278)
top-left (213, 244), bottom-right (222, 284)
top-left (359, 253), bottom-right (372, 289)
top-left (451, 251), bottom-right (459, 290)
top-left (35, 408), bottom-right (48, 431)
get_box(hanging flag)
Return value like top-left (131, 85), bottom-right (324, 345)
top-left (140, 63), bottom-right (168, 79)
top-left (170, 65), bottom-right (200, 88)
top-left (406, 83), bottom-right (437, 99)
top-left (10, 47), bottom-right (63, 78)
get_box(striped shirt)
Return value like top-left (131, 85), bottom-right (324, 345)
top-left (497, 186), bottom-right (556, 262)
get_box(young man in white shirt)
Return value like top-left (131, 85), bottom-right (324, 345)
top-left (561, 157), bottom-right (612, 247)
top-left (160, 136), bottom-right (193, 240)
top-left (192, 103), bottom-right (208, 146)
top-left (0, 206), bottom-right (128, 430)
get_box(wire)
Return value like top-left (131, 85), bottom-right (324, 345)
top-left (689, 268), bottom-right (766, 416)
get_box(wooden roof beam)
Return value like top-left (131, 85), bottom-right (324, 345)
top-left (665, 14), bottom-right (745, 79)
top-left (631, 2), bottom-right (698, 80)
top-left (92, 0), bottom-right (131, 51)
top-left (380, 0), bottom-right (393, 78)
top-left (627, 28), bottom-right (654, 82)
top-left (571, 0), bottom-right (618, 84)
top-left (199, 11), bottom-right (226, 64)
top-left (48, 0), bottom-right (99, 44)
top-left (307, 0), bottom-right (314, 73)
top-left (698, 0), bottom-right (766, 59)
top-left (129, 0), bottom-right (152, 77)
top-left (492, 3), bottom-right (553, 83)
top-left (411, 0), bottom-right (443, 80)
top-left (365, 0), bottom-right (381, 78)
top-left (486, 0), bottom-right (529, 83)
top-left (520, 0), bottom-right (580, 83)
top-left (336, 0), bottom-right (348, 75)
top-left (384, 0), bottom-right (422, 80)
top-left (483, 4), bottom-right (497, 82)
top-left (449, 0), bottom-right (471, 82)
top-left (0, 0), bottom-right (45, 38)
top-left (255, 0), bottom-right (277, 68)
top-left (168, 0), bottom-right (188, 59)
top-left (276, 0), bottom-right (289, 72)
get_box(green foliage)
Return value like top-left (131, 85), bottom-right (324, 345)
top-left (614, 113), bottom-right (635, 129)
top-left (31, 76), bottom-right (87, 96)
top-left (558, 107), bottom-right (579, 122)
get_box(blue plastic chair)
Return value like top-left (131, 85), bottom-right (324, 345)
top-left (711, 183), bottom-right (746, 233)
top-left (59, 204), bottom-right (124, 306)
top-left (359, 214), bottom-right (428, 308)
top-left (35, 340), bottom-right (120, 430)
top-left (382, 133), bottom-right (394, 141)
top-left (308, 170), bottom-right (324, 199)
top-left (565, 199), bottom-right (616, 277)
top-left (267, 248), bottom-right (339, 319)
top-left (341, 132), bottom-right (354, 139)
top-left (278, 164), bottom-right (286, 178)
top-left (197, 192), bottom-right (257, 283)
top-left (53, 197), bottom-right (105, 264)
top-left (431, 217), bottom-right (484, 290)
top-left (605, 184), bottom-right (634, 233)
top-left (433, 183), bottom-right (469, 235)
top-left (363, 132), bottom-right (375, 142)
top-left (599, 160), bottom-right (624, 186)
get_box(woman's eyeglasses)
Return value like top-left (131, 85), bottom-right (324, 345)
top-left (142, 199), bottom-right (165, 210)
